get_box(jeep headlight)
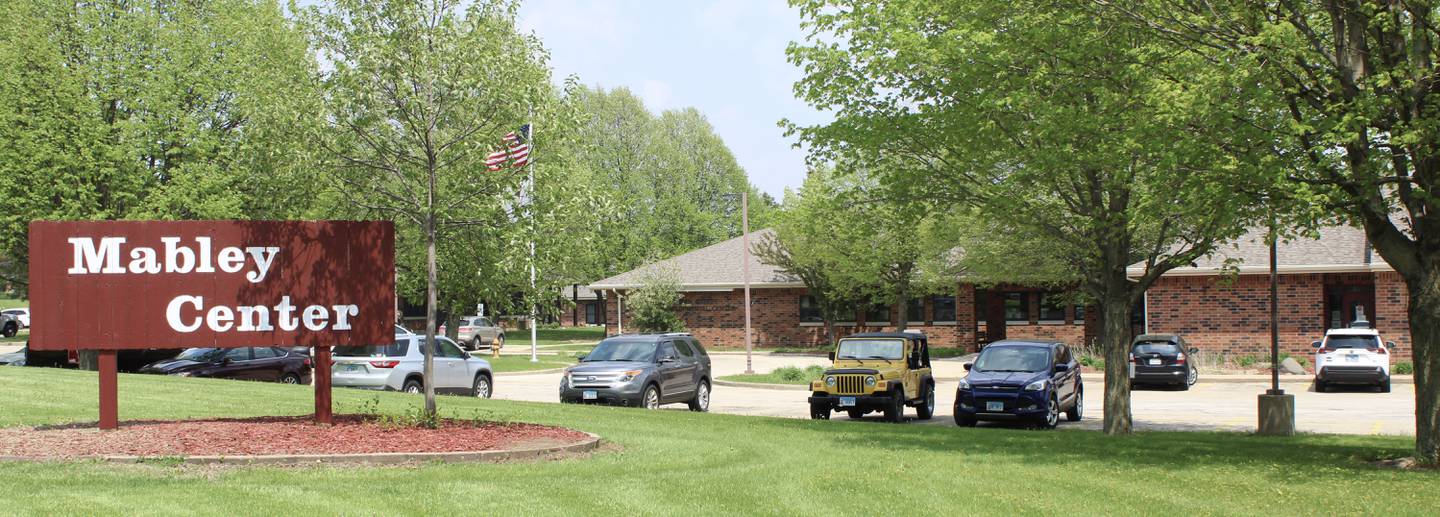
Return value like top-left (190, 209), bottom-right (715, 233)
top-left (825, 376), bottom-right (836, 386)
top-left (865, 375), bottom-right (876, 386)
top-left (619, 369), bottom-right (643, 382)
top-left (958, 377), bottom-right (971, 390)
top-left (1024, 379), bottom-right (1047, 392)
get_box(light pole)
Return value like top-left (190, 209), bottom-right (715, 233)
top-left (742, 191), bottom-right (754, 375)
top-left (1258, 206), bottom-right (1295, 436)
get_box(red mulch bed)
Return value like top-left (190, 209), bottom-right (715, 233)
top-left (0, 415), bottom-right (590, 460)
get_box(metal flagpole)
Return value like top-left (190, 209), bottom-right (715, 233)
top-left (528, 119), bottom-right (539, 363)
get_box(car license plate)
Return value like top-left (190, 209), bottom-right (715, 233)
top-left (1148, 359), bottom-right (1162, 366)
top-left (342, 364), bottom-right (365, 373)
top-left (1346, 355), bottom-right (1359, 362)
top-left (986, 401), bottom-right (1004, 412)
top-left (839, 396), bottom-right (857, 407)
top-left (582, 390), bottom-right (597, 400)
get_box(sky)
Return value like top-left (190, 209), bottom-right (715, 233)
top-left (517, 1), bottom-right (827, 199)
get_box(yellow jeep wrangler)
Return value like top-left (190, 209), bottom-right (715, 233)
top-left (808, 331), bottom-right (935, 422)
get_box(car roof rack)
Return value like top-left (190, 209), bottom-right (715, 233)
top-left (660, 332), bottom-right (693, 337)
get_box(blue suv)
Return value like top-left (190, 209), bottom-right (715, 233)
top-left (954, 340), bottom-right (1083, 429)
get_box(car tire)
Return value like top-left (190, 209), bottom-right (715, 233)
top-left (1066, 386), bottom-right (1083, 422)
top-left (1314, 379), bottom-right (1326, 393)
top-left (847, 409), bottom-right (865, 419)
top-left (915, 382), bottom-right (935, 420)
top-left (1187, 366), bottom-right (1198, 387)
top-left (1037, 395), bottom-right (1059, 430)
top-left (955, 407), bottom-right (977, 427)
top-left (810, 400), bottom-right (831, 420)
top-left (473, 373), bottom-right (492, 398)
top-left (403, 379), bottom-right (423, 394)
top-left (642, 384), bottom-right (661, 410)
top-left (883, 388), bottom-right (905, 423)
top-left (1, 322), bottom-right (14, 338)
top-left (687, 380), bottom-right (710, 412)
top-left (280, 373), bottom-right (302, 385)
top-left (1380, 377), bottom-right (1391, 393)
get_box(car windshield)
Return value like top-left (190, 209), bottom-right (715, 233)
top-left (975, 346), bottom-right (1051, 372)
top-left (1133, 342), bottom-right (1180, 355)
top-left (1325, 335), bottom-right (1381, 349)
top-left (836, 339), bottom-right (904, 360)
top-left (335, 340), bottom-right (410, 357)
top-left (175, 348), bottom-right (225, 362)
top-left (583, 340), bottom-right (657, 362)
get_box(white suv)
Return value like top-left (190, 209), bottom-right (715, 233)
top-left (1312, 324), bottom-right (1397, 393)
top-left (332, 334), bottom-right (493, 398)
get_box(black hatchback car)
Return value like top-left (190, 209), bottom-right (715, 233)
top-left (560, 333), bottom-right (711, 411)
top-left (1129, 334), bottom-right (1198, 390)
top-left (140, 347), bottom-right (312, 384)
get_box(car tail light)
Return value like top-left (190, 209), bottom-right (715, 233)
top-left (1129, 353), bottom-right (1138, 364)
top-left (1368, 346), bottom-right (1387, 354)
top-left (369, 360), bottom-right (400, 369)
top-left (1318, 348), bottom-right (1333, 354)
top-left (1175, 352), bottom-right (1186, 365)
top-left (303, 358), bottom-right (312, 367)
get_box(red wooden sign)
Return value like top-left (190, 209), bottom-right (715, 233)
top-left (28, 220), bottom-right (395, 351)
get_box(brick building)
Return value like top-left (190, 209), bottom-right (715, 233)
top-left (590, 226), bottom-right (1413, 358)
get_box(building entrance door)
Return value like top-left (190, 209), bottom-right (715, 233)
top-left (1326, 283), bottom-right (1376, 329)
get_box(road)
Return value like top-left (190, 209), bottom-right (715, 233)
top-left (494, 352), bottom-right (1419, 436)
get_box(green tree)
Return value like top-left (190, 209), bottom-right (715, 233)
top-left (303, 0), bottom-right (548, 417)
top-left (0, 0), bottom-right (321, 291)
top-left (1095, 0), bottom-right (1440, 464)
top-left (754, 170), bottom-right (860, 345)
top-left (787, 0), bottom-right (1277, 434)
top-left (627, 268), bottom-right (685, 333)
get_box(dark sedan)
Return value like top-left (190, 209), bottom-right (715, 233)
top-left (140, 347), bottom-right (312, 384)
top-left (954, 339), bottom-right (1083, 429)
top-left (1129, 334), bottom-right (1198, 390)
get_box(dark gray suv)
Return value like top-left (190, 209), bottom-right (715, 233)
top-left (559, 333), bottom-right (711, 411)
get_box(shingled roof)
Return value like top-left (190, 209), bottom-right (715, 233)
top-left (1127, 224), bottom-right (1391, 277)
top-left (590, 229), bottom-right (803, 291)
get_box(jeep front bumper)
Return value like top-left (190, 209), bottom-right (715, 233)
top-left (808, 393), bottom-right (896, 411)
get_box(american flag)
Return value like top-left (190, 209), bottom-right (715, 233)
top-left (487, 125), bottom-right (531, 171)
top-left (485, 149), bottom-right (508, 171)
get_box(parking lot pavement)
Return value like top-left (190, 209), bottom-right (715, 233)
top-left (489, 352), bottom-right (1418, 435)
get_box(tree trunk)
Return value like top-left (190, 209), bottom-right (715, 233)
top-left (895, 279), bottom-right (910, 332)
top-left (423, 217), bottom-right (438, 418)
top-left (1409, 269), bottom-right (1440, 465)
top-left (444, 307), bottom-right (461, 341)
top-left (1099, 287), bottom-right (1134, 435)
top-left (78, 350), bottom-right (98, 371)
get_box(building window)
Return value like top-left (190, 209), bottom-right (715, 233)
top-left (906, 298), bottom-right (925, 323)
top-left (584, 302), bottom-right (598, 325)
top-left (1039, 293), bottom-right (1067, 323)
top-left (931, 295), bottom-right (957, 322)
top-left (1073, 304), bottom-right (1085, 325)
top-left (1004, 292), bottom-right (1029, 323)
top-left (799, 295), bottom-right (823, 324)
top-left (865, 302), bottom-right (892, 326)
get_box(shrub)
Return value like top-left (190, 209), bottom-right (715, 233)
top-left (1236, 355), bottom-right (1257, 368)
top-left (1079, 355), bottom-right (1104, 370)
top-left (627, 268), bottom-right (685, 333)
top-left (1394, 362), bottom-right (1414, 375)
top-left (774, 366), bottom-right (806, 382)
top-left (804, 365), bottom-right (825, 377)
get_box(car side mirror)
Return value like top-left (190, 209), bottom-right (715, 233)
top-left (577, 354), bottom-right (587, 361)
top-left (1311, 341), bottom-right (1322, 348)
top-left (1188, 348), bottom-right (1199, 355)
top-left (828, 352), bottom-right (835, 361)
top-left (1054, 363), bottom-right (1070, 373)
top-left (963, 363), bottom-right (973, 371)
top-left (1385, 341), bottom-right (1397, 350)
top-left (659, 356), bottom-right (675, 364)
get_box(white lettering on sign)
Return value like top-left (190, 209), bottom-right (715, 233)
top-left (165, 295), bottom-right (359, 334)
top-left (66, 237), bottom-right (279, 283)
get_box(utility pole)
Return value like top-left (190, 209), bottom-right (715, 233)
top-left (742, 191), bottom-right (754, 375)
top-left (528, 120), bottom-right (539, 363)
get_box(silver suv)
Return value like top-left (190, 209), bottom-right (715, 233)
top-left (332, 334), bottom-right (493, 398)
top-left (440, 316), bottom-right (505, 351)
top-left (559, 333), bottom-right (711, 411)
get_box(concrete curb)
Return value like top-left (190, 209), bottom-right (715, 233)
top-left (0, 432), bottom-right (602, 466)
top-left (713, 379), bottom-right (808, 391)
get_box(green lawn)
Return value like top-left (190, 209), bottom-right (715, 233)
top-left (485, 354), bottom-right (575, 372)
top-left (0, 367), bottom-right (1436, 515)
top-left (0, 298), bottom-right (26, 310)
top-left (718, 365), bottom-right (825, 385)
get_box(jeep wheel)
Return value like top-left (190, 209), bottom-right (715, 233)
top-left (883, 389), bottom-right (905, 423)
top-left (1065, 386), bottom-right (1083, 422)
top-left (915, 382), bottom-right (935, 420)
top-left (687, 380), bottom-right (710, 412)
top-left (810, 402), bottom-right (831, 420)
top-left (1037, 395), bottom-right (1059, 429)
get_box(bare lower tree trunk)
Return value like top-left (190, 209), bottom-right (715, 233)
top-left (78, 350), bottom-right (98, 371)
top-left (1409, 270), bottom-right (1440, 465)
top-left (1099, 287), bottom-right (1134, 435)
top-left (423, 212), bottom-right (438, 418)
top-left (895, 279), bottom-right (910, 332)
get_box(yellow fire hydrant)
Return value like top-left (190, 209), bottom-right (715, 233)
top-left (491, 335), bottom-right (503, 358)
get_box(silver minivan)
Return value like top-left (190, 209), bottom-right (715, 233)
top-left (332, 334), bottom-right (493, 397)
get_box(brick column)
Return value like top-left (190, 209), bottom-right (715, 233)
top-left (956, 283), bottom-right (978, 351)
